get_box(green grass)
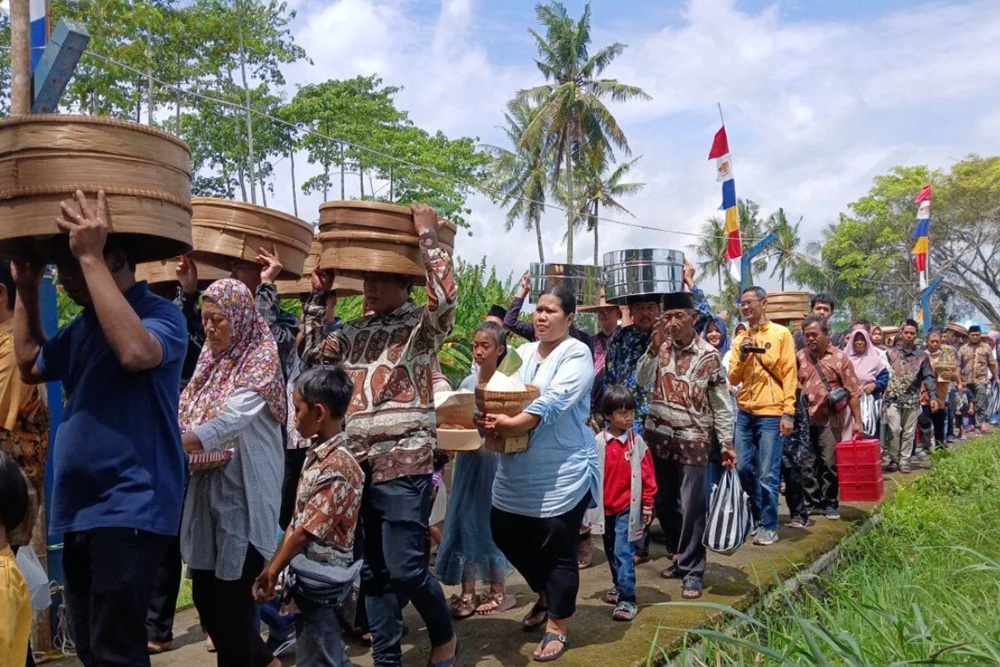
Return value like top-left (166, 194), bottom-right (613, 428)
top-left (663, 434), bottom-right (1000, 665)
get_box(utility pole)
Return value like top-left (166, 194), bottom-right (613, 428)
top-left (10, 0), bottom-right (31, 115)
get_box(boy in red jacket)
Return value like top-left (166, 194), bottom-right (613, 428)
top-left (597, 385), bottom-right (657, 622)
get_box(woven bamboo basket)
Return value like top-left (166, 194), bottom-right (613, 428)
top-left (766, 291), bottom-right (810, 323)
top-left (274, 240), bottom-right (364, 298)
top-left (0, 115), bottom-right (192, 262)
top-left (188, 198), bottom-right (313, 280)
top-left (435, 392), bottom-right (480, 452)
top-left (136, 256), bottom-right (229, 289)
top-left (474, 383), bottom-right (541, 454)
top-left (317, 201), bottom-right (457, 286)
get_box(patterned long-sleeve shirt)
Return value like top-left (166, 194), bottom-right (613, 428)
top-left (603, 325), bottom-right (654, 435)
top-left (293, 433), bottom-right (364, 569)
top-left (884, 345), bottom-right (936, 409)
top-left (958, 342), bottom-right (998, 385)
top-left (636, 335), bottom-right (734, 465)
top-left (303, 230), bottom-right (457, 484)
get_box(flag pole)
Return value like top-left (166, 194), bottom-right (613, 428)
top-left (717, 102), bottom-right (725, 128)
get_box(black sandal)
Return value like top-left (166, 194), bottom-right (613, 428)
top-left (521, 601), bottom-right (548, 632)
top-left (533, 631), bottom-right (568, 662)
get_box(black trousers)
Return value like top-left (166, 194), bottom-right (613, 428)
top-left (801, 424), bottom-right (841, 511)
top-left (63, 528), bottom-right (170, 667)
top-left (279, 447), bottom-right (308, 531)
top-left (782, 444), bottom-right (808, 524)
top-left (920, 405), bottom-right (947, 448)
top-left (491, 492), bottom-right (590, 620)
top-left (145, 534), bottom-right (182, 644)
top-left (190, 547), bottom-right (274, 667)
top-left (653, 458), bottom-right (708, 580)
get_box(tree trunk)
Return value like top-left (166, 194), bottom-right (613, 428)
top-left (593, 200), bottom-right (599, 266)
top-left (237, 165), bottom-right (247, 202)
top-left (718, 267), bottom-right (723, 296)
top-left (9, 0), bottom-right (30, 116)
top-left (145, 19), bottom-right (154, 126)
top-left (535, 218), bottom-right (545, 263)
top-left (781, 267), bottom-right (786, 291)
top-left (260, 167), bottom-right (268, 207)
top-left (389, 165), bottom-right (394, 202)
top-left (290, 150), bottom-right (298, 217)
top-left (236, 1), bottom-right (256, 204)
top-left (360, 166), bottom-right (365, 199)
top-left (340, 143), bottom-right (345, 199)
top-left (564, 145), bottom-right (575, 263)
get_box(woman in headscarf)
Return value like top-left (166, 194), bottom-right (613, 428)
top-left (436, 322), bottom-right (514, 619)
top-left (846, 329), bottom-right (889, 440)
top-left (702, 315), bottom-right (731, 499)
top-left (179, 279), bottom-right (285, 667)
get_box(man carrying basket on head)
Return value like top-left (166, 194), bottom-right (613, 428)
top-left (303, 204), bottom-right (458, 667)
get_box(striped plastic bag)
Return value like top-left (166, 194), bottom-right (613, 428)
top-left (860, 393), bottom-right (878, 437)
top-left (989, 381), bottom-right (1000, 418)
top-left (703, 468), bottom-right (752, 555)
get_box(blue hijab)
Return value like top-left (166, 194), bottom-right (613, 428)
top-left (702, 315), bottom-right (730, 355)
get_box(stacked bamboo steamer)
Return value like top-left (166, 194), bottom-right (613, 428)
top-left (317, 201), bottom-right (457, 285)
top-left (0, 115), bottom-right (193, 261)
top-left (766, 291), bottom-right (810, 332)
top-left (275, 239), bottom-right (364, 299)
top-left (136, 257), bottom-right (229, 298)
top-left (188, 197), bottom-right (313, 280)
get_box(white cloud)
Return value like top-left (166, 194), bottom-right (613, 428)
top-left (262, 0), bottom-right (1000, 294)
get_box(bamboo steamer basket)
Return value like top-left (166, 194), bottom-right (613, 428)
top-left (317, 200), bottom-right (457, 286)
top-left (0, 115), bottom-right (192, 262)
top-left (435, 391), bottom-right (481, 452)
top-left (136, 256), bottom-right (229, 298)
top-left (274, 240), bottom-right (364, 298)
top-left (188, 197), bottom-right (313, 280)
top-left (474, 383), bottom-right (541, 454)
top-left (766, 291), bottom-right (810, 323)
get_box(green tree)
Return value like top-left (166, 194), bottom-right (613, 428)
top-left (766, 208), bottom-right (801, 290)
top-left (517, 1), bottom-right (650, 262)
top-left (571, 153), bottom-right (644, 265)
top-left (485, 98), bottom-right (553, 262)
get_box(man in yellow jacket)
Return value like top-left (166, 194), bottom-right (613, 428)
top-left (728, 286), bottom-right (798, 546)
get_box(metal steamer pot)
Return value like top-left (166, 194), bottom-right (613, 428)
top-left (528, 263), bottom-right (602, 306)
top-left (602, 249), bottom-right (685, 304)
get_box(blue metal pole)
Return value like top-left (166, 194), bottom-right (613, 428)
top-left (740, 231), bottom-right (778, 294)
top-left (921, 274), bottom-right (945, 333)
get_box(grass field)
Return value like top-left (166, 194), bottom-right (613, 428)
top-left (666, 433), bottom-right (1000, 665)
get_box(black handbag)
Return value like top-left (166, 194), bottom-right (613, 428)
top-left (809, 354), bottom-right (850, 413)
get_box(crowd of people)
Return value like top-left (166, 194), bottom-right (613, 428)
top-left (1, 191), bottom-right (1000, 666)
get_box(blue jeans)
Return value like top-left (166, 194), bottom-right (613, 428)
top-left (601, 511), bottom-right (636, 603)
top-left (361, 471), bottom-right (453, 667)
top-left (295, 598), bottom-right (354, 667)
top-left (735, 412), bottom-right (784, 531)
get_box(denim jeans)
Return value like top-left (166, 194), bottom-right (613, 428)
top-left (295, 598), bottom-right (354, 667)
top-left (601, 511), bottom-right (636, 603)
top-left (735, 412), bottom-right (784, 531)
top-left (361, 471), bottom-right (453, 667)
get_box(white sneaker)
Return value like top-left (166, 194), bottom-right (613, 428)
top-left (752, 529), bottom-right (779, 546)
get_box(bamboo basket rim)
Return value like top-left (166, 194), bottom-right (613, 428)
top-left (474, 383), bottom-right (541, 398)
top-left (319, 199), bottom-right (459, 233)
top-left (192, 196), bottom-right (312, 230)
top-left (0, 114), bottom-right (191, 153)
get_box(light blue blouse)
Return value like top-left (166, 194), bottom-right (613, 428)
top-left (492, 337), bottom-right (599, 518)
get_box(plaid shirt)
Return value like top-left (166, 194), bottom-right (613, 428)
top-left (958, 342), bottom-right (998, 385)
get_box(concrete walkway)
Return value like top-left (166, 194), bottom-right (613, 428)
top-left (51, 463), bottom-right (925, 667)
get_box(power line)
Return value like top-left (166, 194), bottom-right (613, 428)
top-left (72, 47), bottom-right (762, 243)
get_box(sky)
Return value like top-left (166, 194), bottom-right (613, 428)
top-left (264, 0), bottom-right (1000, 291)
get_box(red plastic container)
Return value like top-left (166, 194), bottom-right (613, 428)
top-left (836, 437), bottom-right (885, 502)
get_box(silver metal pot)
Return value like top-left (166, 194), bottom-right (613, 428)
top-left (602, 248), bottom-right (685, 304)
top-left (528, 263), bottom-right (602, 306)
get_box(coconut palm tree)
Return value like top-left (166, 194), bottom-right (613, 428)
top-left (766, 207), bottom-right (802, 290)
top-left (569, 153), bottom-right (645, 265)
top-left (689, 216), bottom-right (730, 296)
top-left (517, 1), bottom-right (650, 263)
top-left (484, 98), bottom-right (552, 262)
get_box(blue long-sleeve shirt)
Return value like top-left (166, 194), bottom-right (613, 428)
top-left (492, 338), bottom-right (599, 518)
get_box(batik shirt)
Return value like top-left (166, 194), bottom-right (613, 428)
top-left (604, 325), bottom-right (654, 434)
top-left (796, 345), bottom-right (862, 425)
top-left (884, 346), bottom-right (936, 409)
top-left (292, 433), bottom-right (364, 568)
top-left (636, 335), bottom-right (734, 465)
top-left (303, 230), bottom-right (457, 484)
top-left (958, 342), bottom-right (998, 385)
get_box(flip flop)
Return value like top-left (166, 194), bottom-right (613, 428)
top-left (533, 632), bottom-right (568, 662)
top-left (521, 601), bottom-right (548, 632)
